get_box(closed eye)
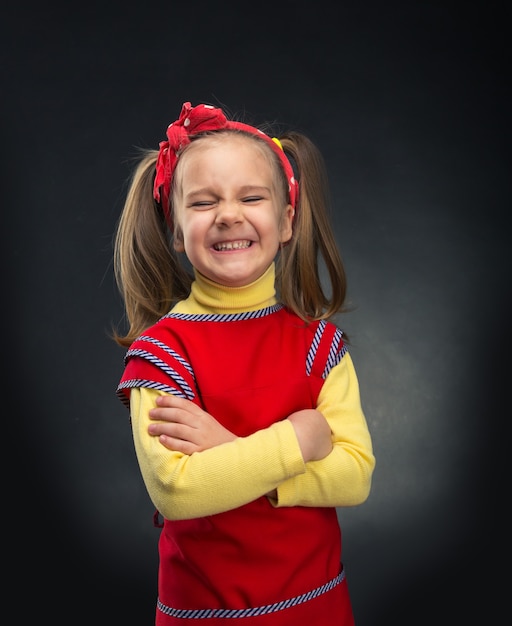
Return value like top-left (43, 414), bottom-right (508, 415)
top-left (190, 200), bottom-right (215, 208)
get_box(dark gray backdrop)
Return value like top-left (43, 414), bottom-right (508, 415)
top-left (3, 1), bottom-right (508, 623)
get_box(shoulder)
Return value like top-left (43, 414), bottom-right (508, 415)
top-left (131, 314), bottom-right (185, 344)
top-left (303, 318), bottom-right (346, 379)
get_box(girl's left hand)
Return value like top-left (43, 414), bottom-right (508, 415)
top-left (148, 395), bottom-right (236, 454)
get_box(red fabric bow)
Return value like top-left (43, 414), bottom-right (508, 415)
top-left (153, 102), bottom-right (298, 228)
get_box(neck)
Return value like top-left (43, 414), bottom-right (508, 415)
top-left (183, 264), bottom-right (277, 314)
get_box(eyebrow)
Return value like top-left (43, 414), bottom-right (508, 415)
top-left (185, 185), bottom-right (270, 200)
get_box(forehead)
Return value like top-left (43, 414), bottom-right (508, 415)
top-left (184, 132), bottom-right (270, 160)
top-left (178, 134), bottom-right (273, 179)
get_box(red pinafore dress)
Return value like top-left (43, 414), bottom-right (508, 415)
top-left (118, 304), bottom-right (355, 625)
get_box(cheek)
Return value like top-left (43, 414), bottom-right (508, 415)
top-left (177, 219), bottom-right (205, 254)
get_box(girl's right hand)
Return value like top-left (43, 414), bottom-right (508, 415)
top-left (148, 395), bottom-right (236, 454)
top-left (287, 409), bottom-right (333, 462)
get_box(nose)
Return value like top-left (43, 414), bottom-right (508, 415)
top-left (214, 200), bottom-right (244, 227)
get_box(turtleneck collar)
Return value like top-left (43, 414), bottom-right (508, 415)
top-left (173, 263), bottom-right (278, 315)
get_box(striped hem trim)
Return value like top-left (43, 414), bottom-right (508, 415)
top-left (157, 569), bottom-right (345, 619)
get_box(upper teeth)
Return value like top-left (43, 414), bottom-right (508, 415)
top-left (214, 240), bottom-right (251, 251)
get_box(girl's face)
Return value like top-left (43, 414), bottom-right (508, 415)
top-left (173, 135), bottom-right (294, 287)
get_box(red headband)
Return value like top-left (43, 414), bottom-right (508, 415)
top-left (153, 102), bottom-right (299, 228)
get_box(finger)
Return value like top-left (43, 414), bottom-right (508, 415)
top-left (149, 407), bottom-right (200, 426)
top-left (155, 394), bottom-right (196, 410)
top-left (148, 421), bottom-right (196, 441)
top-left (149, 407), bottom-right (179, 421)
top-left (159, 434), bottom-right (199, 455)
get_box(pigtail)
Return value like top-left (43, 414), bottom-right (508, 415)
top-left (278, 132), bottom-right (347, 322)
top-left (112, 150), bottom-right (192, 347)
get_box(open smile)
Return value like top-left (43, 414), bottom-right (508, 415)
top-left (213, 240), bottom-right (252, 251)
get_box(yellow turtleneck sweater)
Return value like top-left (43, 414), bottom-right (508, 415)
top-left (129, 264), bottom-right (375, 520)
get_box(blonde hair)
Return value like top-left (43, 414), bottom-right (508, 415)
top-left (113, 128), bottom-right (347, 347)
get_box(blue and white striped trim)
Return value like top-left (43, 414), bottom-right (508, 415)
top-left (162, 304), bottom-right (283, 323)
top-left (125, 348), bottom-right (195, 400)
top-left (137, 335), bottom-right (195, 379)
top-left (323, 327), bottom-right (347, 379)
top-left (306, 321), bottom-right (347, 378)
top-left (116, 379), bottom-right (189, 408)
top-left (156, 569), bottom-right (345, 619)
top-left (306, 320), bottom-right (327, 376)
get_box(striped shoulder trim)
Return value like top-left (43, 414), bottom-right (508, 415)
top-left (306, 320), bottom-right (347, 379)
top-left (135, 335), bottom-right (195, 378)
top-left (116, 379), bottom-right (189, 408)
top-left (123, 348), bottom-right (195, 399)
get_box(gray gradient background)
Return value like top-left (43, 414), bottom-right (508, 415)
top-left (3, 1), bottom-right (508, 623)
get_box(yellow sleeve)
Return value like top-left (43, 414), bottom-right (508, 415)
top-left (130, 388), bottom-right (306, 520)
top-left (273, 352), bottom-right (376, 508)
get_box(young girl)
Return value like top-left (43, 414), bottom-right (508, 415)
top-left (114, 101), bottom-right (375, 625)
